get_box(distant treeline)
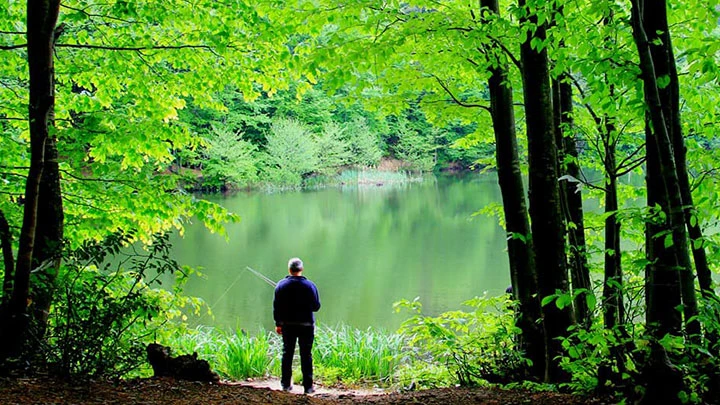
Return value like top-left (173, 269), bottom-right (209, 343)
top-left (175, 85), bottom-right (493, 191)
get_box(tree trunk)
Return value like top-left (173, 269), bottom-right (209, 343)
top-left (644, 119), bottom-right (682, 337)
top-left (603, 150), bottom-right (622, 330)
top-left (662, 6), bottom-right (715, 299)
top-left (519, 0), bottom-right (575, 382)
top-left (0, 211), bottom-right (14, 305)
top-left (31, 133), bottom-right (64, 340)
top-left (1, 0), bottom-right (61, 361)
top-left (557, 75), bottom-right (592, 328)
top-left (481, 0), bottom-right (546, 380)
top-left (635, 0), bottom-right (699, 338)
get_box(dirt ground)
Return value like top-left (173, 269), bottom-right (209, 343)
top-left (0, 376), bottom-right (610, 404)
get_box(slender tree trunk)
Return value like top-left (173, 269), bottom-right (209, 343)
top-left (638, 0), bottom-right (699, 337)
top-left (519, 0), bottom-right (574, 382)
top-left (0, 211), bottom-right (14, 305)
top-left (645, 119), bottom-right (682, 337)
top-left (31, 133), bottom-right (64, 340)
top-left (603, 149), bottom-right (622, 330)
top-left (557, 74), bottom-right (592, 328)
top-left (662, 10), bottom-right (715, 299)
top-left (1, 0), bottom-right (61, 361)
top-left (481, 0), bottom-right (546, 380)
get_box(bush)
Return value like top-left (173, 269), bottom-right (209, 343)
top-left (262, 118), bottom-right (319, 185)
top-left (392, 118), bottom-right (438, 172)
top-left (315, 122), bottom-right (352, 174)
top-left (343, 118), bottom-right (382, 167)
top-left (43, 232), bottom-right (201, 379)
top-left (200, 124), bottom-right (258, 190)
top-left (393, 294), bottom-right (525, 387)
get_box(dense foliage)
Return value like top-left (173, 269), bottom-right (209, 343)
top-left (1, 0), bottom-right (719, 403)
top-left (177, 85), bottom-right (489, 190)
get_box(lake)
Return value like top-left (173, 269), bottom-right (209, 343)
top-left (170, 173), bottom-right (511, 332)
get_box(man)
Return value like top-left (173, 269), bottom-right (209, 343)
top-left (273, 257), bottom-right (321, 394)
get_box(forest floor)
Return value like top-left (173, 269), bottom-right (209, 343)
top-left (0, 376), bottom-right (612, 404)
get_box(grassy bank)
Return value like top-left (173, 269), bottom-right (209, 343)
top-left (162, 324), bottom-right (408, 386)
top-left (157, 296), bottom-right (521, 390)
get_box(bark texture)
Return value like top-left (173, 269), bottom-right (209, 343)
top-left (0, 211), bottom-right (14, 304)
top-left (635, 0), bottom-right (698, 337)
top-left (1, 0), bottom-right (61, 362)
top-left (482, 0), bottom-right (546, 380)
top-left (556, 75), bottom-right (592, 328)
top-left (519, 0), bottom-right (575, 382)
top-left (30, 134), bottom-right (64, 340)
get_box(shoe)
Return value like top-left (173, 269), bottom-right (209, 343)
top-left (281, 385), bottom-right (292, 392)
top-left (304, 387), bottom-right (315, 394)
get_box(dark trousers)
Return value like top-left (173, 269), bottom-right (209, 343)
top-left (281, 324), bottom-right (314, 389)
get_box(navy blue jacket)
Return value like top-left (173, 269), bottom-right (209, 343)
top-left (273, 275), bottom-right (321, 326)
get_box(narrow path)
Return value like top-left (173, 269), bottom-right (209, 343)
top-left (228, 377), bottom-right (388, 399)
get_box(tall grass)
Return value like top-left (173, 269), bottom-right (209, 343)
top-left (162, 326), bottom-right (277, 380)
top-left (162, 324), bottom-right (407, 385)
top-left (219, 329), bottom-right (276, 379)
top-left (313, 324), bottom-right (407, 384)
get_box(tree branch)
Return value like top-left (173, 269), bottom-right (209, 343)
top-left (485, 37), bottom-right (522, 72)
top-left (0, 166), bottom-right (30, 170)
top-left (690, 168), bottom-right (720, 192)
top-left (59, 169), bottom-right (140, 189)
top-left (60, 4), bottom-right (138, 24)
top-left (577, 167), bottom-right (607, 192)
top-left (615, 156), bottom-right (646, 177)
top-left (431, 75), bottom-right (491, 111)
top-left (0, 44), bottom-right (27, 50)
top-left (568, 73), bottom-right (603, 127)
top-left (55, 43), bottom-right (236, 52)
top-left (616, 142), bottom-right (646, 171)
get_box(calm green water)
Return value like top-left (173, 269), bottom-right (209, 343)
top-left (170, 173), bottom-right (510, 332)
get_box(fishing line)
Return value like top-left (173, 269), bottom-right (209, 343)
top-left (245, 266), bottom-right (277, 287)
top-left (207, 266), bottom-right (277, 312)
top-left (207, 268), bottom-right (248, 311)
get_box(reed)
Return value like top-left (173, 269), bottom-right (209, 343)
top-left (162, 326), bottom-right (276, 380)
top-left (163, 323), bottom-right (407, 384)
top-left (218, 328), bottom-right (277, 379)
top-left (312, 324), bottom-right (407, 384)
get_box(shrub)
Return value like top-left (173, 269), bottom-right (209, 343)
top-left (393, 294), bottom-right (525, 387)
top-left (43, 232), bottom-right (201, 379)
top-left (200, 124), bottom-right (258, 190)
top-left (262, 118), bottom-right (319, 185)
top-left (392, 118), bottom-right (438, 172)
top-left (343, 118), bottom-right (382, 167)
top-left (315, 122), bottom-right (352, 174)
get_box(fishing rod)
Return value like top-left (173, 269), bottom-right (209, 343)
top-left (205, 266), bottom-right (276, 313)
top-left (245, 266), bottom-right (277, 287)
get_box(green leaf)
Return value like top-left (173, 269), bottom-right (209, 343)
top-left (541, 294), bottom-right (556, 307)
top-left (556, 293), bottom-right (572, 309)
top-left (657, 75), bottom-right (671, 89)
top-left (585, 293), bottom-right (597, 310)
top-left (664, 233), bottom-right (674, 248)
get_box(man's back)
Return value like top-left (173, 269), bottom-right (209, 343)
top-left (273, 275), bottom-right (321, 326)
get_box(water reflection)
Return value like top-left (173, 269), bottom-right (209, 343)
top-left (170, 173), bottom-right (510, 331)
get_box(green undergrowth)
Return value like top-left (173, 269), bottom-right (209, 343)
top-left (159, 294), bottom-right (523, 389)
top-left (161, 323), bottom-right (408, 385)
